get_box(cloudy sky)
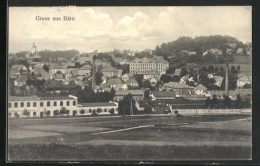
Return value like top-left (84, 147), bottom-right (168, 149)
top-left (9, 6), bottom-right (251, 53)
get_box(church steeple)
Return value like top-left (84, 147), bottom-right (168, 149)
top-left (32, 42), bottom-right (37, 54)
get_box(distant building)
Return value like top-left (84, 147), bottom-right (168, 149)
top-left (174, 69), bottom-right (181, 76)
top-left (237, 74), bottom-right (252, 88)
top-left (101, 68), bottom-right (122, 78)
top-left (113, 90), bottom-right (144, 102)
top-left (214, 76), bottom-right (224, 87)
top-left (14, 75), bottom-right (28, 87)
top-left (160, 82), bottom-right (195, 96)
top-left (143, 70), bottom-right (160, 80)
top-left (129, 57), bottom-right (169, 75)
top-left (121, 74), bottom-right (130, 82)
top-left (126, 78), bottom-right (139, 87)
top-left (150, 91), bottom-right (176, 101)
top-left (194, 84), bottom-right (207, 96)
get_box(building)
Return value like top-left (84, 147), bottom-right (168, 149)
top-left (113, 90), bottom-right (144, 102)
top-left (14, 75), bottom-right (28, 87)
top-left (174, 69), bottom-right (181, 76)
top-left (160, 82), bottom-right (195, 96)
top-left (214, 76), bottom-right (224, 87)
top-left (194, 84), bottom-right (207, 96)
top-left (77, 102), bottom-right (118, 116)
top-left (10, 65), bottom-right (27, 79)
top-left (101, 68), bottom-right (123, 78)
top-left (143, 70), bottom-right (160, 80)
top-left (126, 78), bottom-right (139, 87)
top-left (150, 91), bottom-right (176, 101)
top-left (129, 57), bottom-right (169, 75)
top-left (8, 95), bottom-right (78, 118)
top-left (121, 74), bottom-right (130, 82)
top-left (237, 74), bottom-right (252, 88)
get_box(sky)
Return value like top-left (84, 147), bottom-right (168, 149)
top-left (9, 6), bottom-right (252, 53)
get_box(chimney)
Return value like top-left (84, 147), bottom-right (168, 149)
top-left (225, 63), bottom-right (229, 97)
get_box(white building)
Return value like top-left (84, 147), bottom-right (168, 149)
top-left (8, 95), bottom-right (78, 118)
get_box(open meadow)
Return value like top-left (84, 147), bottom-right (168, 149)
top-left (8, 114), bottom-right (252, 161)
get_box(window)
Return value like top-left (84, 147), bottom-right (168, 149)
top-left (33, 112), bottom-right (36, 116)
top-left (89, 109), bottom-right (92, 113)
top-left (73, 101), bottom-right (76, 106)
top-left (54, 101), bottom-right (57, 106)
top-left (14, 102), bottom-right (18, 108)
top-left (104, 109), bottom-right (107, 112)
top-left (47, 101), bottom-right (50, 106)
top-left (8, 103), bottom-right (11, 108)
top-left (66, 101), bottom-right (70, 106)
top-left (60, 101), bottom-right (63, 106)
top-left (21, 102), bottom-right (24, 107)
top-left (40, 102), bottom-right (43, 107)
top-left (27, 102), bottom-right (30, 107)
top-left (33, 102), bottom-right (37, 107)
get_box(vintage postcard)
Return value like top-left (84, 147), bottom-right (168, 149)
top-left (7, 6), bottom-right (252, 161)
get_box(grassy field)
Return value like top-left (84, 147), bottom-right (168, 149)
top-left (8, 114), bottom-right (252, 161)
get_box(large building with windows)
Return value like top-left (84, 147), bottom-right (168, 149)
top-left (8, 95), bottom-right (78, 118)
top-left (129, 57), bottom-right (169, 75)
top-left (77, 102), bottom-right (118, 116)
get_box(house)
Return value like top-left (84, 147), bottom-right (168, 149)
top-left (148, 77), bottom-right (159, 86)
top-left (77, 102), bottom-right (118, 116)
top-left (77, 56), bottom-right (92, 64)
top-left (143, 70), bottom-right (160, 80)
top-left (180, 75), bottom-right (190, 83)
top-left (126, 78), bottom-right (139, 87)
top-left (114, 84), bottom-right (128, 91)
top-left (214, 76), bottom-right (224, 87)
top-left (174, 69), bottom-right (181, 76)
top-left (208, 74), bottom-right (214, 79)
top-left (187, 51), bottom-right (196, 56)
top-left (237, 74), bottom-right (252, 88)
top-left (101, 68), bottom-right (123, 78)
top-left (78, 69), bottom-right (91, 76)
top-left (236, 48), bottom-right (243, 55)
top-left (194, 84), bottom-right (207, 95)
top-left (208, 48), bottom-right (222, 55)
top-left (80, 64), bottom-right (92, 70)
top-left (121, 74), bottom-right (130, 82)
top-left (150, 91), bottom-right (176, 101)
top-left (161, 82), bottom-right (195, 96)
top-left (14, 75), bottom-right (28, 87)
top-left (10, 65), bottom-right (27, 79)
top-left (107, 78), bottom-right (122, 87)
top-left (54, 73), bottom-right (64, 81)
top-left (113, 90), bottom-right (144, 102)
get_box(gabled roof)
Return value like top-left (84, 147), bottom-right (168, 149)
top-left (15, 75), bottom-right (28, 83)
top-left (195, 84), bottom-right (207, 91)
top-left (9, 95), bottom-right (39, 101)
top-left (163, 82), bottom-right (193, 89)
top-left (107, 78), bottom-right (121, 85)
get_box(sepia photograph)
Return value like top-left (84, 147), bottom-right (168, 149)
top-left (7, 6), bottom-right (252, 161)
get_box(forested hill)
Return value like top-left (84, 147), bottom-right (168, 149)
top-left (154, 35), bottom-right (246, 58)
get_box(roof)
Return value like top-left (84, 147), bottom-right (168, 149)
top-left (79, 102), bottom-right (117, 107)
top-left (144, 70), bottom-right (160, 75)
top-left (195, 84), bottom-right (207, 91)
top-left (9, 96), bottom-right (39, 101)
top-left (208, 89), bottom-right (252, 97)
top-left (130, 57), bottom-right (168, 64)
top-left (152, 91), bottom-right (176, 98)
top-left (238, 74), bottom-right (252, 82)
top-left (163, 82), bottom-right (193, 89)
top-left (175, 69), bottom-right (181, 75)
top-left (80, 64), bottom-right (92, 70)
top-left (107, 78), bottom-right (121, 85)
top-left (15, 75), bottom-right (28, 83)
top-left (39, 96), bottom-right (76, 100)
top-left (127, 78), bottom-right (138, 84)
top-left (55, 74), bottom-right (64, 79)
top-left (11, 65), bottom-right (26, 70)
top-left (214, 76), bottom-right (224, 83)
top-left (115, 90), bottom-right (143, 96)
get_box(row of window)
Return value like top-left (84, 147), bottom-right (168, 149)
top-left (130, 63), bottom-right (163, 66)
top-left (114, 97), bottom-right (143, 102)
top-left (9, 100), bottom-right (77, 108)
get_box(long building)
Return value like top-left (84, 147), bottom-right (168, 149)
top-left (129, 57), bottom-right (169, 75)
top-left (8, 95), bottom-right (78, 118)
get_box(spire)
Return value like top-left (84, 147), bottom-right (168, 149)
top-left (225, 63), bottom-right (229, 97)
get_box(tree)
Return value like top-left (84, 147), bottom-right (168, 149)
top-left (43, 65), bottom-right (49, 72)
top-left (214, 67), bottom-right (219, 73)
top-left (237, 65), bottom-right (241, 72)
top-left (220, 66), bottom-right (224, 73)
top-left (60, 107), bottom-right (67, 116)
top-left (172, 75), bottom-right (180, 82)
top-left (118, 94), bottom-right (138, 115)
top-left (243, 83), bottom-right (251, 89)
top-left (144, 90), bottom-right (150, 99)
top-left (95, 71), bottom-right (103, 85)
top-left (211, 94), bottom-right (219, 108)
top-left (109, 108), bottom-right (115, 115)
top-left (160, 74), bottom-right (172, 84)
top-left (53, 110), bottom-right (59, 116)
top-left (97, 108), bottom-right (102, 113)
top-left (23, 109), bottom-right (30, 117)
top-left (80, 109), bottom-right (85, 114)
top-left (144, 105), bottom-right (153, 114)
top-left (205, 97), bottom-right (211, 108)
top-left (208, 65), bottom-right (214, 73)
top-left (236, 94), bottom-right (241, 108)
top-left (142, 80), bottom-right (152, 89)
top-left (231, 65), bottom-right (236, 73)
top-left (224, 96), bottom-right (231, 108)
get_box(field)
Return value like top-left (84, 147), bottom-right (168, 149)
top-left (8, 114), bottom-right (252, 161)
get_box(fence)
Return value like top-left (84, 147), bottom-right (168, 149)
top-left (172, 108), bottom-right (252, 115)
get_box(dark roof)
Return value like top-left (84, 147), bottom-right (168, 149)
top-left (78, 102), bottom-right (117, 107)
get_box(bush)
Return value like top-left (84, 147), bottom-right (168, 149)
top-left (80, 109), bottom-right (85, 114)
top-left (109, 109), bottom-right (115, 115)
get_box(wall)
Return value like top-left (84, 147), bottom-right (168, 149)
top-left (172, 108), bottom-right (252, 115)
